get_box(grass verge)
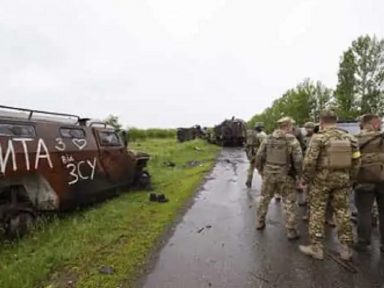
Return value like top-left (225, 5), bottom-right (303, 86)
top-left (0, 139), bottom-right (219, 288)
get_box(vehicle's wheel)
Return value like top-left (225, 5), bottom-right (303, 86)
top-left (4, 211), bottom-right (35, 239)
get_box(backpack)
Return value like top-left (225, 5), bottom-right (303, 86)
top-left (357, 133), bottom-right (384, 183)
top-left (266, 136), bottom-right (289, 166)
top-left (321, 132), bottom-right (352, 170)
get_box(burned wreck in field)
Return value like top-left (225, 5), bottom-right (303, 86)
top-left (0, 105), bottom-right (150, 237)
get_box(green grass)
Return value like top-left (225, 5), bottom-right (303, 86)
top-left (0, 139), bottom-right (219, 288)
top-left (127, 128), bottom-right (177, 141)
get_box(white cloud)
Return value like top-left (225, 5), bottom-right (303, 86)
top-left (0, 0), bottom-right (383, 127)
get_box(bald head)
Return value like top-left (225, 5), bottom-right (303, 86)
top-left (319, 110), bottom-right (338, 129)
top-left (361, 114), bottom-right (381, 131)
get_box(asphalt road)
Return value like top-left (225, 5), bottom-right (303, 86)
top-left (142, 148), bottom-right (384, 288)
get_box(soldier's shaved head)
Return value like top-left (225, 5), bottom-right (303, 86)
top-left (361, 114), bottom-right (380, 125)
top-left (361, 113), bottom-right (381, 131)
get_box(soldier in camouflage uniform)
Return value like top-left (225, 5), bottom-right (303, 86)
top-left (299, 111), bottom-right (361, 261)
top-left (245, 123), bottom-right (267, 188)
top-left (354, 114), bottom-right (384, 253)
top-left (255, 117), bottom-right (303, 240)
top-left (300, 122), bottom-right (316, 212)
top-left (303, 122), bottom-right (316, 150)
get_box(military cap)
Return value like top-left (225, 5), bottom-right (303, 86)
top-left (277, 116), bottom-right (296, 125)
top-left (304, 122), bottom-right (316, 129)
top-left (254, 122), bottom-right (264, 129)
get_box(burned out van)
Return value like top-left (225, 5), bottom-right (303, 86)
top-left (212, 118), bottom-right (247, 147)
top-left (0, 106), bottom-right (150, 237)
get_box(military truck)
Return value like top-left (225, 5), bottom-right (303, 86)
top-left (0, 105), bottom-right (150, 237)
top-left (212, 118), bottom-right (247, 147)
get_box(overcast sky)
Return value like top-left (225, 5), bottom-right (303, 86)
top-left (1, 0), bottom-right (383, 128)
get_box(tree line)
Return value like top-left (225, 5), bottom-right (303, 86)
top-left (104, 115), bottom-right (176, 141)
top-left (249, 35), bottom-right (384, 133)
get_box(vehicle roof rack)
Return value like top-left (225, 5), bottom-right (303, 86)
top-left (89, 121), bottom-right (108, 128)
top-left (0, 105), bottom-right (80, 122)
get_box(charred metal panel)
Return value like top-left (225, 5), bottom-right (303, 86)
top-left (0, 107), bottom-right (150, 218)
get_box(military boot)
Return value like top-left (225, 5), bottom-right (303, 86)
top-left (299, 244), bottom-right (324, 260)
top-left (340, 245), bottom-right (353, 261)
top-left (287, 229), bottom-right (300, 240)
top-left (256, 220), bottom-right (266, 230)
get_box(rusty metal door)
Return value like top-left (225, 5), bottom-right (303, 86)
top-left (93, 128), bottom-right (135, 184)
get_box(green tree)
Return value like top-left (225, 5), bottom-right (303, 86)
top-left (248, 79), bottom-right (332, 132)
top-left (334, 49), bottom-right (358, 119)
top-left (335, 35), bottom-right (384, 118)
top-left (311, 81), bottom-right (332, 121)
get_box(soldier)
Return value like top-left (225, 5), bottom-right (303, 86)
top-left (245, 122), bottom-right (267, 188)
top-left (354, 114), bottom-right (384, 252)
top-left (255, 117), bottom-right (303, 240)
top-left (303, 122), bottom-right (316, 150)
top-left (299, 111), bottom-right (361, 261)
top-left (299, 122), bottom-right (316, 210)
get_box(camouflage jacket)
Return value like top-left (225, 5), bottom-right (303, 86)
top-left (355, 126), bottom-right (384, 188)
top-left (246, 130), bottom-right (267, 159)
top-left (255, 129), bottom-right (303, 177)
top-left (303, 127), bottom-right (361, 184)
top-left (303, 135), bottom-right (313, 151)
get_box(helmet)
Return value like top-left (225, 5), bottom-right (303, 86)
top-left (254, 122), bottom-right (264, 129)
top-left (304, 122), bottom-right (316, 129)
top-left (277, 117), bottom-right (296, 125)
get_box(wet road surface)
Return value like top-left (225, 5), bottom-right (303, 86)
top-left (142, 148), bottom-right (384, 288)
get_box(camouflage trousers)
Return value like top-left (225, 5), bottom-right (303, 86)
top-left (257, 174), bottom-right (298, 230)
top-left (309, 179), bottom-right (353, 247)
top-left (247, 158), bottom-right (256, 183)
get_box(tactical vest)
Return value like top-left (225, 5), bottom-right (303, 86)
top-left (357, 133), bottom-right (384, 183)
top-left (321, 135), bottom-right (352, 170)
top-left (266, 136), bottom-right (289, 166)
top-left (246, 130), bottom-right (257, 146)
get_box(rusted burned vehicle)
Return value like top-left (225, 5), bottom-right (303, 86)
top-left (176, 125), bottom-right (206, 142)
top-left (0, 105), bottom-right (150, 237)
top-left (213, 117), bottom-right (247, 147)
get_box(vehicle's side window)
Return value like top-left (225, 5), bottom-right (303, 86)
top-left (99, 131), bottom-right (122, 146)
top-left (60, 128), bottom-right (86, 139)
top-left (0, 124), bottom-right (36, 137)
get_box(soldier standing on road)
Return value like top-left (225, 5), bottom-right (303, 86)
top-left (303, 122), bottom-right (316, 150)
top-left (299, 111), bottom-right (361, 261)
top-left (354, 114), bottom-right (384, 253)
top-left (300, 122), bottom-right (316, 211)
top-left (255, 117), bottom-right (303, 240)
top-left (245, 123), bottom-right (267, 188)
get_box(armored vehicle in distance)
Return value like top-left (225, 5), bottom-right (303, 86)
top-left (213, 117), bottom-right (247, 147)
